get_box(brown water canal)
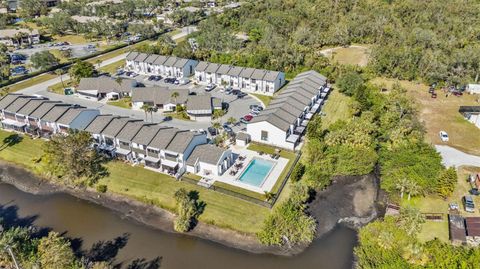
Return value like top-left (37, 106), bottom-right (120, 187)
top-left (0, 183), bottom-right (357, 269)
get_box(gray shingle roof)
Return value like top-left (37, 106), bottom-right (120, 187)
top-left (239, 67), bottom-right (255, 78)
top-left (126, 51), bottom-right (139, 61)
top-left (227, 66), bottom-right (243, 76)
top-left (84, 115), bottom-right (117, 134)
top-left (132, 125), bottom-right (166, 145)
top-left (148, 128), bottom-right (180, 150)
top-left (56, 107), bottom-right (88, 125)
top-left (186, 94), bottom-right (212, 112)
top-left (115, 121), bottom-right (146, 142)
top-left (0, 94), bottom-right (22, 110)
top-left (251, 69), bottom-right (267, 80)
top-left (29, 101), bottom-right (62, 119)
top-left (205, 63), bottom-right (220, 73)
top-left (131, 87), bottom-right (189, 105)
top-left (173, 58), bottom-right (188, 68)
top-left (163, 56), bottom-right (178, 66)
top-left (236, 132), bottom-right (250, 141)
top-left (4, 96), bottom-right (37, 113)
top-left (216, 64), bottom-right (231, 75)
top-left (263, 70), bottom-right (281, 81)
top-left (153, 55), bottom-right (168, 65)
top-left (17, 99), bottom-right (48, 116)
top-left (77, 77), bottom-right (136, 94)
top-left (249, 70), bottom-right (326, 131)
top-left (41, 105), bottom-right (71, 122)
top-left (135, 53), bottom-right (149, 62)
top-left (186, 144), bottom-right (227, 166)
top-left (166, 131), bottom-right (198, 153)
top-left (144, 54), bottom-right (159, 64)
top-left (102, 117), bottom-right (138, 137)
top-left (195, 61), bottom-right (209, 72)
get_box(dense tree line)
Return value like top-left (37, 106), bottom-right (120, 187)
top-left (355, 210), bottom-right (480, 268)
top-left (191, 0), bottom-right (480, 84)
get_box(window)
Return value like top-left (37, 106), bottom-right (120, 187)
top-left (261, 130), bottom-right (268, 141)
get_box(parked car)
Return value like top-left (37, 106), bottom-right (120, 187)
top-left (205, 83), bottom-right (216, 92)
top-left (240, 118), bottom-right (249, 124)
top-left (116, 69), bottom-right (125, 76)
top-left (147, 75), bottom-right (156, 81)
top-left (250, 104), bottom-right (263, 111)
top-left (237, 92), bottom-right (247, 98)
top-left (197, 129), bottom-right (207, 135)
top-left (463, 196), bottom-right (475, 213)
top-left (243, 114), bottom-right (253, 121)
top-left (178, 78), bottom-right (190, 85)
top-left (163, 116), bottom-right (172, 121)
top-left (207, 127), bottom-right (217, 136)
top-left (439, 131), bottom-right (449, 142)
top-left (164, 77), bottom-right (176, 84)
top-left (249, 110), bottom-right (259, 116)
top-left (153, 75), bottom-right (162, 81)
top-left (225, 87), bottom-right (233, 95)
top-left (11, 66), bottom-right (28, 76)
top-left (469, 188), bottom-right (480, 196)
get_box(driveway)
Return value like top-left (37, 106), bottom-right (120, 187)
top-left (435, 145), bottom-right (480, 168)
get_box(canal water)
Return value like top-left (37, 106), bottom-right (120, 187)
top-left (0, 183), bottom-right (357, 269)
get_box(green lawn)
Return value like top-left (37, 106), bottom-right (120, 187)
top-left (2, 73), bottom-right (57, 93)
top-left (249, 93), bottom-right (273, 107)
top-left (0, 130), bottom-right (270, 234)
top-left (400, 166), bottom-right (480, 243)
top-left (99, 60), bottom-right (125, 74)
top-left (320, 89), bottom-right (353, 129)
top-left (48, 79), bottom-right (73, 95)
top-left (107, 97), bottom-right (131, 109)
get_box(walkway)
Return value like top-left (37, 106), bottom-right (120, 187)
top-left (435, 145), bottom-right (480, 168)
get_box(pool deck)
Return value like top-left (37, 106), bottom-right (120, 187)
top-left (195, 146), bottom-right (289, 194)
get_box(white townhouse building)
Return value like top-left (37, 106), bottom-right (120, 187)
top-left (55, 107), bottom-right (100, 134)
top-left (194, 63), bottom-right (285, 96)
top-left (125, 52), bottom-right (198, 78)
top-left (186, 144), bottom-right (233, 176)
top-left (246, 71), bottom-right (328, 150)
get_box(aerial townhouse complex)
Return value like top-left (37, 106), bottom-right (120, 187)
top-left (125, 52), bottom-right (286, 96)
top-left (0, 93), bottom-right (234, 179)
top-left (246, 71), bottom-right (330, 150)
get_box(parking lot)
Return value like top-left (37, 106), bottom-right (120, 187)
top-left (115, 74), bottom-right (263, 132)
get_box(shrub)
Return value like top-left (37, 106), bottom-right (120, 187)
top-left (291, 162), bottom-right (306, 182)
top-left (96, 184), bottom-right (107, 193)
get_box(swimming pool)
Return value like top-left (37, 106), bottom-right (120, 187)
top-left (238, 158), bottom-right (275, 187)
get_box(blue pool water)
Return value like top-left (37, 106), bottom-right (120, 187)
top-left (239, 158), bottom-right (274, 187)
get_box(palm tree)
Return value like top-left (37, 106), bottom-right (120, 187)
top-left (0, 87), bottom-right (10, 97)
top-left (395, 177), bottom-right (409, 199)
top-left (227, 117), bottom-right (236, 126)
top-left (150, 106), bottom-right (157, 122)
top-left (171, 91), bottom-right (179, 104)
top-left (55, 69), bottom-right (65, 89)
top-left (406, 181), bottom-right (420, 200)
top-left (141, 104), bottom-right (152, 121)
top-left (212, 121), bottom-right (221, 133)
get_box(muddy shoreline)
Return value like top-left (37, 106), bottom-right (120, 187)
top-left (0, 161), bottom-right (380, 256)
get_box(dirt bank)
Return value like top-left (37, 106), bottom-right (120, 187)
top-left (308, 173), bottom-right (381, 240)
top-left (0, 161), bottom-right (380, 256)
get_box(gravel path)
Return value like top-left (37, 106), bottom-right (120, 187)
top-left (435, 145), bottom-right (480, 168)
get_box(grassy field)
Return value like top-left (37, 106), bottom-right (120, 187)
top-left (0, 129), bottom-right (270, 234)
top-left (249, 93), bottom-right (273, 107)
top-left (320, 89), bottom-right (353, 128)
top-left (99, 60), bottom-right (125, 74)
top-left (322, 45), bottom-right (370, 66)
top-left (107, 97), bottom-right (131, 109)
top-left (3, 73), bottom-right (57, 93)
top-left (371, 77), bottom-right (480, 156)
top-left (49, 49), bottom-right (70, 63)
top-left (401, 166), bottom-right (480, 242)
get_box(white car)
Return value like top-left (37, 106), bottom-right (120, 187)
top-left (439, 131), bottom-right (449, 142)
top-left (205, 84), bottom-right (216, 92)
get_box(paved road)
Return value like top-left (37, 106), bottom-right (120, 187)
top-left (435, 145), bottom-right (480, 168)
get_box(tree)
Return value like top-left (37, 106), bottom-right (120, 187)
top-left (69, 60), bottom-right (95, 83)
top-left (395, 177), bottom-right (410, 199)
top-left (436, 167), bottom-right (457, 198)
top-left (211, 121), bottom-right (221, 133)
top-left (171, 91), bottom-right (179, 104)
top-left (38, 232), bottom-right (78, 269)
top-left (55, 69), bottom-right (65, 89)
top-left (399, 206), bottom-right (425, 236)
top-left (406, 180), bottom-right (420, 200)
top-left (336, 70), bottom-right (364, 96)
top-left (306, 115), bottom-right (323, 139)
top-left (18, 0), bottom-right (47, 18)
top-left (140, 104), bottom-right (152, 121)
top-left (173, 188), bottom-right (203, 232)
top-left (227, 117), bottom-right (236, 125)
top-left (30, 51), bottom-right (59, 71)
top-left (42, 129), bottom-right (107, 185)
top-left (291, 162), bottom-right (305, 182)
